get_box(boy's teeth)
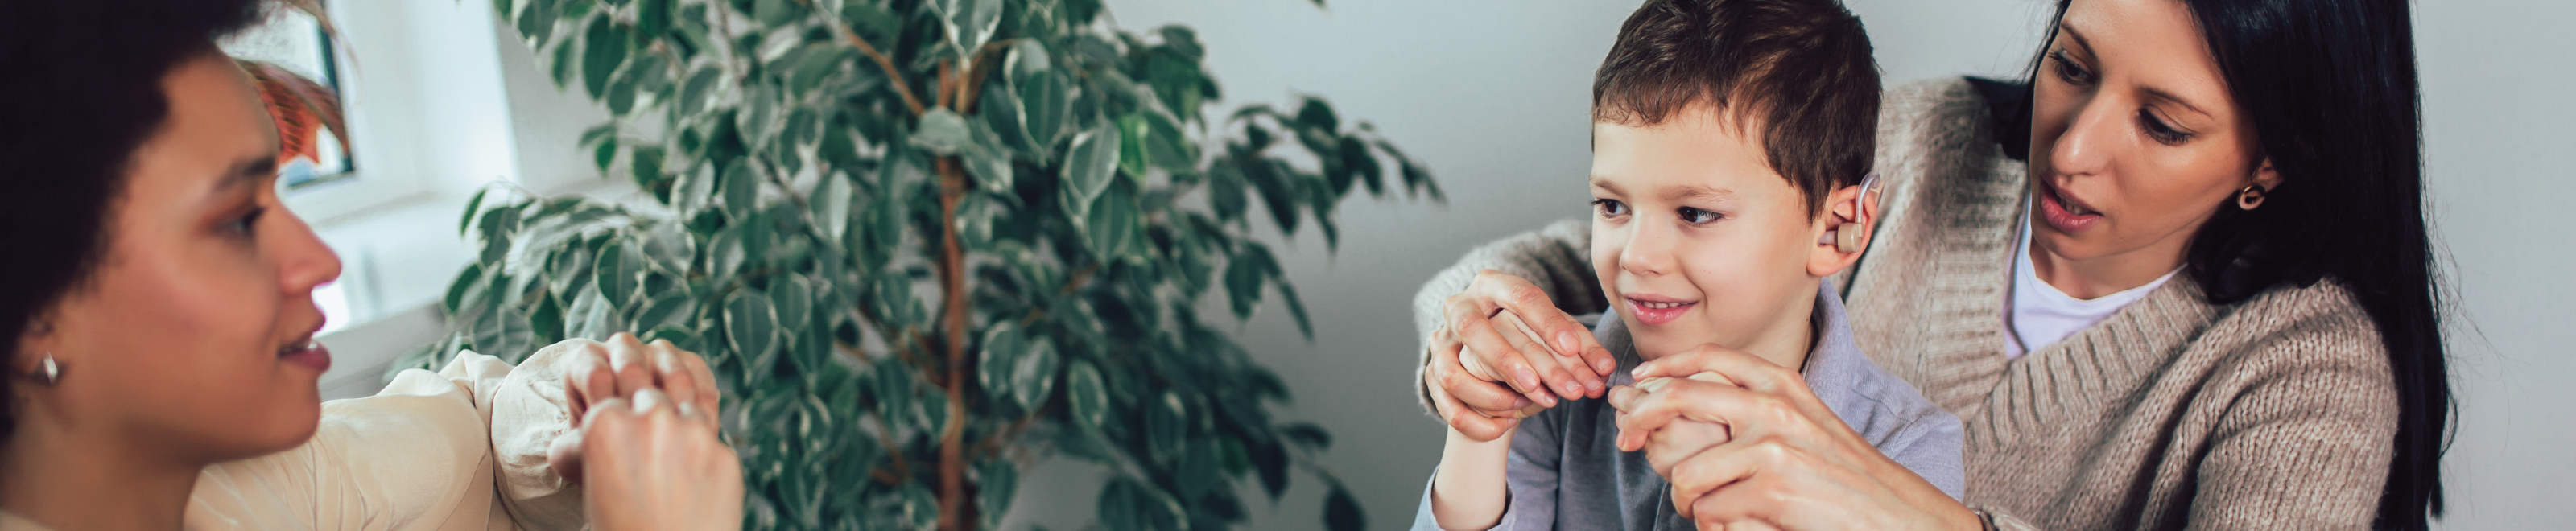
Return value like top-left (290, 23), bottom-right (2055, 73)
top-left (1638, 301), bottom-right (1686, 309)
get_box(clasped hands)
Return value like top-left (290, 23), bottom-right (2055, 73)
top-left (522, 332), bottom-right (744, 531)
top-left (1427, 271), bottom-right (1967, 530)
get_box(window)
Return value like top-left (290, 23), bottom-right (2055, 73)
top-left (219, 8), bottom-right (355, 189)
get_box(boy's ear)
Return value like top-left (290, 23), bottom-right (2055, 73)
top-left (1807, 175), bottom-right (1880, 278)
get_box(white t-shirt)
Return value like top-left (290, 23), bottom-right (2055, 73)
top-left (2004, 209), bottom-right (2181, 359)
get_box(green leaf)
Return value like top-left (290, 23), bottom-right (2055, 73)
top-left (592, 241), bottom-right (634, 301)
top-left (1062, 123), bottom-right (1121, 213)
top-left (1006, 39), bottom-right (1051, 82)
top-left (592, 137), bottom-right (619, 171)
top-left (444, 263), bottom-right (486, 315)
top-left (909, 109), bottom-right (973, 155)
top-left (721, 159), bottom-right (758, 211)
top-left (1066, 360), bottom-right (1108, 432)
top-left (634, 0), bottom-right (672, 38)
top-left (1224, 244), bottom-right (1274, 320)
top-left (675, 65), bottom-right (720, 113)
top-left (1099, 476), bottom-right (1184, 531)
top-left (1323, 483), bottom-right (1366, 531)
top-left (787, 45), bottom-right (850, 95)
top-left (1280, 422), bottom-right (1331, 451)
top-left (724, 290), bottom-right (780, 363)
top-left (1295, 97), bottom-right (1340, 132)
top-left (752, 0), bottom-right (801, 29)
top-left (627, 146), bottom-right (663, 188)
top-left (938, 0), bottom-right (1003, 54)
top-left (1115, 114), bottom-right (1150, 179)
top-left (1018, 72), bottom-right (1071, 153)
top-left (838, 0), bottom-right (898, 41)
top-left (1208, 162), bottom-right (1246, 222)
top-left (459, 187), bottom-right (493, 236)
top-left (1009, 335), bottom-right (1059, 411)
top-left (1085, 180), bottom-right (1139, 259)
top-left (580, 16), bottom-right (626, 98)
top-left (815, 171), bottom-right (853, 242)
top-left (470, 303), bottom-right (536, 360)
top-left (1146, 391), bottom-right (1187, 464)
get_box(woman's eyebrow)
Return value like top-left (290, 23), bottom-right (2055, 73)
top-left (2138, 85), bottom-right (2213, 119)
top-left (2059, 24), bottom-right (2095, 56)
top-left (206, 155), bottom-right (278, 200)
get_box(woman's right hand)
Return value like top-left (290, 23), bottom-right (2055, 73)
top-left (1426, 270), bottom-right (1617, 441)
top-left (577, 388), bottom-right (745, 531)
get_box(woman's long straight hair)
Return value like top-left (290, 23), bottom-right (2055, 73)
top-left (1999, 0), bottom-right (2450, 529)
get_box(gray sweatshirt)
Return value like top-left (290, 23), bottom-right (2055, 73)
top-left (1411, 280), bottom-right (1963, 531)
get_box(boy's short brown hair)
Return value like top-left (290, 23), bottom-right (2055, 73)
top-left (1594, 0), bottom-right (1879, 216)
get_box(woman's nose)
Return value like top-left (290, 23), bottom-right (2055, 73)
top-left (2047, 97), bottom-right (2124, 179)
top-left (270, 210), bottom-right (342, 296)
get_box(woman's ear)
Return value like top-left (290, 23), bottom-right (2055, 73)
top-left (2252, 158), bottom-right (2283, 191)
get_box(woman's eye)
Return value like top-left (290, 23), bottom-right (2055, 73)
top-left (1678, 207), bottom-right (1723, 224)
top-left (2138, 109), bottom-right (2194, 145)
top-left (2050, 50), bottom-right (2094, 86)
top-left (1592, 199), bottom-right (1628, 217)
top-left (224, 207), bottom-right (267, 237)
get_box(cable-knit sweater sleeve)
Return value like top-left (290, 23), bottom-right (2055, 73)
top-left (1410, 218), bottom-right (1606, 417)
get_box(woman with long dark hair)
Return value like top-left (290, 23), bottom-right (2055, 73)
top-left (0, 1), bottom-right (741, 529)
top-left (1411, 0), bottom-right (2448, 529)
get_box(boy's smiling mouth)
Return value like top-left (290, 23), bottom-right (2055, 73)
top-left (1625, 294), bottom-right (1698, 327)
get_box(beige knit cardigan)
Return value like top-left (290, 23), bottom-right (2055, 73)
top-left (1410, 77), bottom-right (2400, 530)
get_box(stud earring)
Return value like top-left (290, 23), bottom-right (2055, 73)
top-left (39, 352), bottom-right (59, 385)
top-left (2236, 184), bottom-right (2268, 210)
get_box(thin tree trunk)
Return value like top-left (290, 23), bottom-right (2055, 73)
top-left (935, 157), bottom-right (972, 531)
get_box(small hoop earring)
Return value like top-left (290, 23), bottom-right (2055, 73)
top-left (2236, 184), bottom-right (2268, 210)
top-left (39, 352), bottom-right (60, 385)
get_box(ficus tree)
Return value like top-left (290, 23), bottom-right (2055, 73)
top-left (406, 0), bottom-right (1443, 529)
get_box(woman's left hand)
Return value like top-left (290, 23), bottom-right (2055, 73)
top-left (1607, 346), bottom-right (1977, 531)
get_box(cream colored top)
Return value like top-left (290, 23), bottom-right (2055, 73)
top-left (2, 348), bottom-right (587, 531)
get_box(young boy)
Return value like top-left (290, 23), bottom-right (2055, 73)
top-left (1412, 0), bottom-right (1962, 529)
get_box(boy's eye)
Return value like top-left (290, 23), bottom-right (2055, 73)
top-left (1592, 199), bottom-right (1628, 217)
top-left (1678, 207), bottom-right (1723, 224)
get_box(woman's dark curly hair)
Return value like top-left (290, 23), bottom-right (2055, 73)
top-left (0, 0), bottom-right (266, 441)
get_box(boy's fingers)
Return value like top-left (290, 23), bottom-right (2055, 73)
top-left (1439, 342), bottom-right (1536, 415)
top-left (1525, 307), bottom-right (1613, 380)
top-left (1452, 314), bottom-right (1550, 401)
top-left (1493, 311), bottom-right (1580, 404)
top-left (1612, 378), bottom-right (1766, 451)
top-left (1632, 345), bottom-right (1790, 393)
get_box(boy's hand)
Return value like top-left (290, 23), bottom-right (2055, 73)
top-left (1438, 271), bottom-right (1617, 403)
top-left (1614, 375), bottom-right (1738, 479)
top-left (1429, 310), bottom-right (1569, 441)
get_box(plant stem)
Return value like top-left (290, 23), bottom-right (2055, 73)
top-left (934, 156), bottom-right (972, 531)
top-left (807, 0), bottom-right (926, 115)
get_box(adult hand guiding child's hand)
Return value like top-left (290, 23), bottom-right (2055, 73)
top-left (577, 387), bottom-right (745, 531)
top-left (1426, 270), bottom-right (1617, 441)
top-left (1609, 346), bottom-right (1977, 531)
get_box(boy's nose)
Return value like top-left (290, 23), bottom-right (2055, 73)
top-left (1617, 224), bottom-right (1675, 276)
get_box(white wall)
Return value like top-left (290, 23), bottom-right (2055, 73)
top-left (1005, 1), bottom-right (2574, 529)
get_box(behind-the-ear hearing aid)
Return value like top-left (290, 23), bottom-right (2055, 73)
top-left (1817, 172), bottom-right (1882, 253)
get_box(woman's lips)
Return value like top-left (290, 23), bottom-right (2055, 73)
top-left (1627, 297), bottom-right (1696, 327)
top-left (2037, 180), bottom-right (2103, 233)
top-left (280, 338), bottom-right (332, 373)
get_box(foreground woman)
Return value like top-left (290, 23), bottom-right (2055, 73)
top-left (0, 1), bottom-right (739, 529)
top-left (1414, 0), bottom-right (2449, 529)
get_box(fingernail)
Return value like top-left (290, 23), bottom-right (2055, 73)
top-left (1596, 357), bottom-right (1617, 374)
top-left (1556, 331), bottom-right (1579, 356)
top-left (1631, 362), bottom-right (1652, 377)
